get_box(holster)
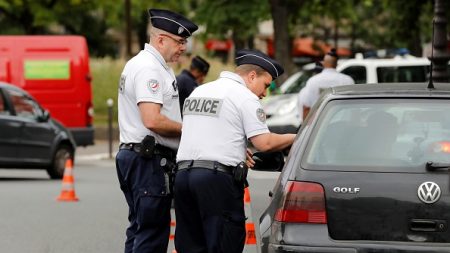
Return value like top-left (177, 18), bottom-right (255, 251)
top-left (160, 157), bottom-right (177, 195)
top-left (139, 135), bottom-right (155, 159)
top-left (233, 162), bottom-right (249, 188)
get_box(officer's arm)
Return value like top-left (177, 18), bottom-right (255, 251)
top-left (303, 105), bottom-right (310, 120)
top-left (139, 102), bottom-right (182, 137)
top-left (249, 133), bottom-right (295, 152)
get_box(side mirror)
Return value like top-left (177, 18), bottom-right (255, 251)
top-left (38, 110), bottom-right (50, 122)
top-left (251, 151), bottom-right (285, 172)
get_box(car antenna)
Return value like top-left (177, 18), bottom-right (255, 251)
top-left (427, 19), bottom-right (435, 90)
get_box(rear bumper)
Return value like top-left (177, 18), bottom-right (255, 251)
top-left (69, 127), bottom-right (94, 146)
top-left (267, 243), bottom-right (450, 253)
top-left (265, 223), bottom-right (450, 253)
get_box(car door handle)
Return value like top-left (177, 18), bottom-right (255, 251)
top-left (409, 219), bottom-right (447, 232)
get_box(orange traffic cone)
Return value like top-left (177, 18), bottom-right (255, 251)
top-left (57, 159), bottom-right (79, 202)
top-left (244, 187), bottom-right (251, 203)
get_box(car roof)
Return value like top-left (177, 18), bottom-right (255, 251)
top-left (331, 83), bottom-right (450, 97)
top-left (337, 56), bottom-right (430, 68)
top-left (0, 81), bottom-right (31, 95)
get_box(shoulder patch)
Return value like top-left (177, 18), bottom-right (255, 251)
top-left (256, 108), bottom-right (266, 123)
top-left (147, 79), bottom-right (160, 93)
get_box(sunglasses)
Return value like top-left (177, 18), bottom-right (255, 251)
top-left (159, 33), bottom-right (188, 46)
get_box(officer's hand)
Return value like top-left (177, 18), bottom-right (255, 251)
top-left (246, 148), bottom-right (255, 169)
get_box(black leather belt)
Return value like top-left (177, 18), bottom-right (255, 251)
top-left (119, 142), bottom-right (176, 160)
top-left (177, 160), bottom-right (234, 174)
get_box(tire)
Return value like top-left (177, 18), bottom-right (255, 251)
top-left (47, 145), bottom-right (73, 179)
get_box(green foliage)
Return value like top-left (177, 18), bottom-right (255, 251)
top-left (90, 57), bottom-right (123, 125)
top-left (0, 0), bottom-right (448, 59)
top-left (194, 0), bottom-right (270, 42)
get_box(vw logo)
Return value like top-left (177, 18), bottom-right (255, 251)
top-left (417, 182), bottom-right (441, 204)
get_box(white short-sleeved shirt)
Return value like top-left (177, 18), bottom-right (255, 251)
top-left (302, 68), bottom-right (354, 107)
top-left (118, 44), bottom-right (181, 150)
top-left (176, 71), bottom-right (270, 166)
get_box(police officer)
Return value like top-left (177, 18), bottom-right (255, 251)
top-left (301, 48), bottom-right (354, 119)
top-left (174, 49), bottom-right (296, 253)
top-left (176, 55), bottom-right (210, 111)
top-left (115, 9), bottom-right (197, 253)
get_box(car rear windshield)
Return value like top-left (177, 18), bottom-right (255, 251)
top-left (304, 98), bottom-right (450, 172)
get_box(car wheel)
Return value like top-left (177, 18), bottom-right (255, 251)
top-left (47, 145), bottom-right (73, 179)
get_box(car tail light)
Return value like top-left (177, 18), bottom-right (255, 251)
top-left (274, 181), bottom-right (327, 224)
top-left (430, 141), bottom-right (450, 153)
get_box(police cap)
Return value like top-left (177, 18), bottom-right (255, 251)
top-left (148, 9), bottom-right (198, 38)
top-left (235, 49), bottom-right (284, 80)
top-left (191, 56), bottom-right (210, 74)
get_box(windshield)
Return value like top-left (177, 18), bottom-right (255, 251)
top-left (304, 99), bottom-right (450, 172)
top-left (280, 71), bottom-right (314, 94)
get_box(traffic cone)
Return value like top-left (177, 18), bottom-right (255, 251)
top-left (57, 159), bottom-right (79, 202)
top-left (243, 187), bottom-right (257, 247)
top-left (244, 187), bottom-right (251, 203)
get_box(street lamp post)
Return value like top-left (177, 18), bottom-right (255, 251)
top-left (430, 0), bottom-right (450, 83)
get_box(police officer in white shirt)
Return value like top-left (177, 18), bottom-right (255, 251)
top-left (301, 48), bottom-right (354, 119)
top-left (116, 9), bottom-right (197, 253)
top-left (174, 49), bottom-right (296, 253)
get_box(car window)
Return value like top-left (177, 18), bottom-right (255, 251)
top-left (340, 66), bottom-right (367, 84)
top-left (304, 99), bottom-right (450, 172)
top-left (377, 66), bottom-right (428, 83)
top-left (0, 90), bottom-right (10, 115)
top-left (284, 71), bottom-right (314, 94)
top-left (6, 89), bottom-right (42, 119)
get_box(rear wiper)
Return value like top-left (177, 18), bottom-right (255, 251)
top-left (426, 161), bottom-right (450, 171)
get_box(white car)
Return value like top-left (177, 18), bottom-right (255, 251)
top-left (263, 55), bottom-right (437, 134)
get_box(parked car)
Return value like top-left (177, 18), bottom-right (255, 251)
top-left (263, 56), bottom-right (444, 134)
top-left (0, 82), bottom-right (76, 179)
top-left (254, 82), bottom-right (450, 252)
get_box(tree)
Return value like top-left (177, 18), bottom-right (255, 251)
top-left (0, 0), bottom-right (122, 57)
top-left (193, 0), bottom-right (270, 63)
top-left (269, 0), bottom-right (304, 83)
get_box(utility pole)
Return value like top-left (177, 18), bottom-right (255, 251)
top-left (430, 0), bottom-right (450, 82)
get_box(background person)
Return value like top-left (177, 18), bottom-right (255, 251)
top-left (176, 55), bottom-right (210, 111)
top-left (115, 8), bottom-right (197, 253)
top-left (297, 61), bottom-right (323, 126)
top-left (301, 48), bottom-right (354, 120)
top-left (174, 49), bottom-right (296, 253)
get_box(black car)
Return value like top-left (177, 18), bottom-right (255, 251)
top-left (0, 82), bottom-right (76, 179)
top-left (255, 83), bottom-right (450, 252)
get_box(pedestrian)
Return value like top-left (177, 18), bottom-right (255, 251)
top-left (176, 55), bottom-right (210, 111)
top-left (115, 8), bottom-right (197, 253)
top-left (174, 49), bottom-right (296, 253)
top-left (297, 61), bottom-right (323, 125)
top-left (301, 48), bottom-right (354, 119)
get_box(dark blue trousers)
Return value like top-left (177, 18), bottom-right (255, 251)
top-left (174, 168), bottom-right (246, 253)
top-left (116, 150), bottom-right (171, 253)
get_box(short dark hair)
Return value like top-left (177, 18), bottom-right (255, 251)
top-left (190, 56), bottom-right (210, 74)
